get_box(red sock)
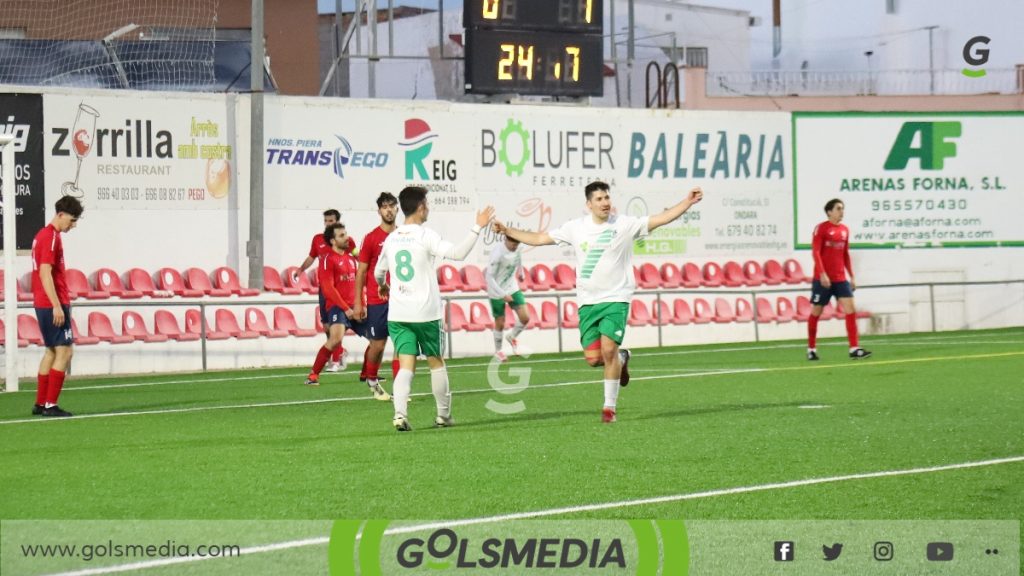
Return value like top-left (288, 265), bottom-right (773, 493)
top-left (36, 373), bottom-right (49, 406)
top-left (808, 314), bottom-right (820, 349)
top-left (366, 361), bottom-right (380, 380)
top-left (392, 357), bottom-right (401, 378)
top-left (331, 345), bottom-right (344, 362)
top-left (312, 346), bottom-right (332, 375)
top-left (360, 347), bottom-right (370, 379)
top-left (46, 369), bottom-right (66, 406)
top-left (845, 314), bottom-right (859, 348)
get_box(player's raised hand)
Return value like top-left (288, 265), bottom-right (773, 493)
top-left (687, 187), bottom-right (704, 204)
top-left (492, 221), bottom-right (508, 235)
top-left (476, 206), bottom-right (496, 228)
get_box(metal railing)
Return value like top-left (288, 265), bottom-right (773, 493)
top-left (707, 67), bottom-right (1024, 97)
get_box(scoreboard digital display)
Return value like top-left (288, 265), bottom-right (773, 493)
top-left (464, 0), bottom-right (604, 97)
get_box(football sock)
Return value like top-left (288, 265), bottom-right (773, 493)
top-left (509, 322), bottom-right (525, 340)
top-left (330, 345), bottom-right (344, 363)
top-left (366, 361), bottom-right (380, 380)
top-left (808, 314), bottom-right (820, 349)
top-left (493, 329), bottom-right (503, 352)
top-left (46, 369), bottom-right (66, 406)
top-left (603, 379), bottom-right (619, 409)
top-left (430, 367), bottom-right (452, 418)
top-left (393, 369), bottom-right (413, 418)
top-left (312, 346), bottom-right (332, 375)
top-left (36, 373), bottom-right (49, 406)
top-left (392, 358), bottom-right (401, 378)
top-left (846, 314), bottom-right (859, 349)
top-left (360, 347), bottom-right (370, 378)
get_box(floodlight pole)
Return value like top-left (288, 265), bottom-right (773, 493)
top-left (103, 23), bottom-right (139, 89)
top-left (1, 134), bottom-right (19, 391)
top-left (247, 0), bottom-right (265, 290)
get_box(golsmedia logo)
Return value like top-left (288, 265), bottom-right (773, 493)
top-left (962, 36), bottom-right (990, 78)
top-left (328, 519), bottom-right (689, 574)
top-left (884, 121), bottom-right (960, 170)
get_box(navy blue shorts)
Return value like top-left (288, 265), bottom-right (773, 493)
top-left (35, 305), bottom-right (74, 347)
top-left (326, 306), bottom-right (369, 338)
top-left (811, 280), bottom-right (854, 306)
top-left (364, 303), bottom-right (389, 340)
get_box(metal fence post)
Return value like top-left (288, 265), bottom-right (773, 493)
top-left (751, 291), bottom-right (760, 342)
top-left (655, 292), bottom-right (663, 347)
top-left (445, 297), bottom-right (454, 360)
top-left (555, 294), bottom-right (563, 354)
top-left (929, 283), bottom-right (937, 332)
top-left (199, 302), bottom-right (208, 372)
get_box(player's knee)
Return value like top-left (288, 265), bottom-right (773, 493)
top-left (585, 355), bottom-right (603, 367)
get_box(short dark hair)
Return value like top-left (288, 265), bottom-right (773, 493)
top-left (323, 209), bottom-right (341, 220)
top-left (376, 192), bottom-right (398, 208)
top-left (55, 196), bottom-right (84, 218)
top-left (399, 186), bottom-right (427, 217)
top-left (584, 181), bottom-right (610, 201)
top-left (824, 199), bottom-right (844, 213)
top-left (323, 223), bottom-right (346, 246)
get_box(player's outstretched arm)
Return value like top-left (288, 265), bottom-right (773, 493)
top-left (648, 187), bottom-right (703, 232)
top-left (440, 206), bottom-right (496, 261)
top-left (492, 221), bottom-right (555, 247)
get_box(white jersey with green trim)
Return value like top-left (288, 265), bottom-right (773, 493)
top-left (548, 214), bottom-right (649, 305)
top-left (376, 223), bottom-right (452, 322)
top-left (486, 242), bottom-right (521, 299)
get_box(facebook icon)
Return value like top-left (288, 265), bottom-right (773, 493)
top-left (774, 541), bottom-right (795, 561)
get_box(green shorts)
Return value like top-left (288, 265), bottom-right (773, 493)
top-left (489, 291), bottom-right (526, 317)
top-left (388, 320), bottom-right (445, 358)
top-left (578, 302), bottom-right (629, 348)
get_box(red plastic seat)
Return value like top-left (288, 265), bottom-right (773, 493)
top-left (735, 298), bottom-right (754, 323)
top-left (88, 311), bottom-right (133, 343)
top-left (693, 298), bottom-right (714, 324)
top-left (541, 301), bottom-right (560, 328)
top-left (522, 302), bottom-right (541, 329)
top-left (702, 262), bottom-right (724, 288)
top-left (0, 318), bottom-right (28, 347)
top-left (263, 266), bottom-right (301, 295)
top-left (743, 261), bottom-right (766, 287)
top-left (460, 265), bottom-right (487, 292)
top-left (215, 308), bottom-right (259, 339)
top-left (213, 267), bottom-right (260, 297)
top-left (722, 261), bottom-right (746, 288)
top-left (629, 300), bottom-right (653, 326)
top-left (469, 301), bottom-right (495, 329)
top-left (784, 258), bottom-right (811, 284)
top-left (820, 302), bottom-right (836, 321)
top-left (245, 307), bottom-right (289, 338)
top-left (93, 268), bottom-right (143, 299)
top-left (638, 263), bottom-right (662, 289)
top-left (681, 263), bottom-right (702, 288)
top-left (651, 300), bottom-right (673, 326)
top-left (185, 267), bottom-right (232, 297)
top-left (672, 299), bottom-right (693, 325)
top-left (437, 264), bottom-right (463, 293)
top-left (763, 259), bottom-right (786, 286)
top-left (66, 268), bottom-right (109, 299)
top-left (0, 270), bottom-right (32, 302)
top-left (154, 310), bottom-right (200, 341)
top-left (659, 263), bottom-right (682, 289)
top-left (125, 268), bottom-right (170, 298)
top-left (158, 268), bottom-right (204, 297)
top-left (447, 302), bottom-right (484, 332)
top-left (283, 266), bottom-right (317, 295)
top-left (184, 309), bottom-right (230, 340)
top-left (314, 307), bottom-right (325, 333)
top-left (553, 264), bottom-right (575, 290)
top-left (776, 297), bottom-right (796, 323)
top-left (562, 300), bottom-right (580, 328)
top-left (795, 296), bottom-right (813, 321)
top-left (756, 297), bottom-right (777, 323)
top-left (308, 269), bottom-right (319, 289)
top-left (633, 266), bottom-right (643, 286)
top-left (70, 318), bottom-right (100, 345)
top-left (516, 267), bottom-right (533, 292)
top-left (16, 314), bottom-right (45, 346)
top-left (530, 264), bottom-right (555, 291)
top-left (273, 307), bottom-right (317, 337)
top-left (713, 298), bottom-right (735, 323)
top-left (122, 311), bottom-right (168, 342)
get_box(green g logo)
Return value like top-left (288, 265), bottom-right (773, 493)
top-left (962, 36), bottom-right (990, 78)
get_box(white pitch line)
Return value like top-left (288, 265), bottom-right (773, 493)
top-left (40, 455), bottom-right (1024, 576)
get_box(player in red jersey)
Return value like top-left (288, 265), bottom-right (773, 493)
top-left (353, 192), bottom-right (400, 384)
top-left (807, 198), bottom-right (871, 360)
top-left (30, 196), bottom-right (84, 417)
top-left (305, 223), bottom-right (390, 400)
top-left (295, 209), bottom-right (355, 372)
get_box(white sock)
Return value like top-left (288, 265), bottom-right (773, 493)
top-left (809, 347), bottom-right (817, 352)
top-left (392, 368), bottom-right (413, 418)
top-left (431, 367), bottom-right (452, 418)
top-left (509, 322), bottom-right (526, 340)
top-left (493, 330), bottom-right (503, 352)
top-left (603, 379), bottom-right (619, 409)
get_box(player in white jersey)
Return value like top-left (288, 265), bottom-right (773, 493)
top-left (486, 236), bottom-right (530, 362)
top-left (374, 186), bottom-right (495, 432)
top-left (494, 181), bottom-right (703, 423)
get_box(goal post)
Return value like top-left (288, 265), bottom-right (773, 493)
top-left (1, 133), bottom-right (18, 392)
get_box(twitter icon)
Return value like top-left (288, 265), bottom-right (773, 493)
top-left (822, 543), bottom-right (843, 561)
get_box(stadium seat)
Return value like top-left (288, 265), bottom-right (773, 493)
top-left (820, 302), bottom-right (836, 321)
top-left (314, 308), bottom-right (325, 333)
top-left (742, 261), bottom-right (766, 287)
top-left (121, 311), bottom-right (169, 343)
top-left (469, 301), bottom-right (495, 329)
top-left (215, 309), bottom-right (259, 339)
top-left (693, 298), bottom-right (714, 324)
top-left (184, 309), bottom-right (230, 340)
top-left (541, 301), bottom-right (560, 328)
top-left (633, 266), bottom-right (643, 286)
top-left (735, 298), bottom-right (754, 323)
top-left (516, 267), bottom-right (533, 291)
top-left (70, 317), bottom-right (100, 345)
top-left (523, 302), bottom-right (542, 329)
top-left (66, 268), bottom-right (110, 300)
top-left (437, 264), bottom-right (463, 293)
top-left (125, 268), bottom-right (171, 298)
top-left (530, 264), bottom-right (556, 291)
top-left (213, 267), bottom-right (260, 297)
top-left (553, 264), bottom-right (575, 290)
top-left (722, 261), bottom-right (746, 288)
top-left (856, 309), bottom-right (873, 319)
top-left (795, 296), bottom-right (813, 322)
top-left (460, 265), bottom-right (487, 292)
top-left (282, 266), bottom-right (317, 295)
top-left (244, 307), bottom-right (289, 338)
top-left (16, 314), bottom-right (44, 346)
top-left (756, 297), bottom-right (777, 323)
top-left (93, 268), bottom-right (143, 299)
top-left (701, 262), bottom-right (724, 288)
top-left (652, 300), bottom-right (673, 326)
top-left (713, 298), bottom-right (735, 323)
top-left (638, 263), bottom-right (662, 289)
top-left (154, 310), bottom-right (200, 341)
top-left (629, 300), bottom-right (653, 326)
top-left (562, 300), bottom-right (580, 328)
top-left (307, 269), bottom-right (319, 288)
top-left (447, 302), bottom-right (484, 332)
top-left (0, 318), bottom-right (28, 347)
top-left (763, 259), bottom-right (786, 285)
top-left (273, 307), bottom-right (317, 337)
top-left (263, 266), bottom-right (301, 295)
top-left (783, 258), bottom-right (812, 284)
top-left (672, 299), bottom-right (692, 325)
top-left (681, 263), bottom-right (702, 288)
top-left (659, 263), bottom-right (682, 289)
top-left (776, 297), bottom-right (796, 323)
top-left (0, 270), bottom-right (32, 302)
top-left (185, 267), bottom-right (232, 297)
top-left (87, 311), bottom-right (133, 344)
top-left (158, 268), bottom-right (204, 298)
